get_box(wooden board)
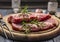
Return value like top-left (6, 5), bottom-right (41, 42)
top-left (0, 9), bottom-right (60, 42)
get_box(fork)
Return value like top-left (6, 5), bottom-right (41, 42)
top-left (0, 14), bottom-right (14, 39)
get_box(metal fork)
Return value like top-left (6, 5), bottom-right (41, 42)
top-left (0, 18), bottom-right (8, 39)
top-left (0, 14), bottom-right (14, 39)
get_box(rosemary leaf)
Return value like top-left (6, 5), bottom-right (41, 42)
top-left (24, 29), bottom-right (30, 34)
top-left (21, 6), bottom-right (28, 14)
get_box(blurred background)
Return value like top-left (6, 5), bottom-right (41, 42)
top-left (0, 0), bottom-right (60, 9)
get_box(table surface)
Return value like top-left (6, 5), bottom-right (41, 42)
top-left (0, 9), bottom-right (60, 42)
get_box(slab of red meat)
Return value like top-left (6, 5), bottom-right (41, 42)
top-left (40, 18), bottom-right (58, 30)
top-left (8, 15), bottom-right (23, 24)
top-left (30, 13), bottom-right (51, 21)
top-left (8, 13), bottom-right (51, 24)
top-left (12, 23), bottom-right (24, 31)
top-left (40, 22), bottom-right (54, 30)
top-left (8, 13), bottom-right (58, 32)
top-left (11, 18), bottom-right (58, 32)
top-left (12, 23), bottom-right (40, 32)
top-left (45, 18), bottom-right (58, 26)
top-left (37, 14), bottom-right (51, 21)
top-left (12, 16), bottom-right (23, 23)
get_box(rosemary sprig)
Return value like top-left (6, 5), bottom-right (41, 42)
top-left (31, 20), bottom-right (46, 28)
top-left (22, 21), bottom-right (30, 34)
top-left (31, 19), bottom-right (39, 25)
top-left (21, 6), bottom-right (28, 14)
top-left (24, 29), bottom-right (30, 34)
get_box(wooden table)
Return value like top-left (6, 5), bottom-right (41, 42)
top-left (0, 9), bottom-right (60, 42)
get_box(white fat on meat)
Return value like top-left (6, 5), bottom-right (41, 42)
top-left (26, 24), bottom-right (38, 28)
top-left (44, 22), bottom-right (54, 27)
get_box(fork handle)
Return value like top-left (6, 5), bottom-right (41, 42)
top-left (0, 14), bottom-right (3, 19)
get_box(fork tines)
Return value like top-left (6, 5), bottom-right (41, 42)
top-left (0, 20), bottom-right (14, 39)
top-left (0, 24), bottom-right (8, 39)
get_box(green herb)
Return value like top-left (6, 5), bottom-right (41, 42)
top-left (24, 29), bottom-right (30, 34)
top-left (21, 19), bottom-right (46, 34)
top-left (21, 6), bottom-right (28, 14)
top-left (22, 21), bottom-right (30, 34)
top-left (31, 19), bottom-right (39, 24)
top-left (22, 21), bottom-right (26, 25)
